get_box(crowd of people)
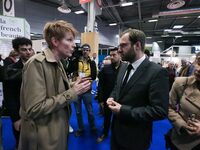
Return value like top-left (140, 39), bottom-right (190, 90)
top-left (0, 20), bottom-right (200, 150)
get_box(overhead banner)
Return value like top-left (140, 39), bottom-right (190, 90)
top-left (0, 15), bottom-right (30, 40)
top-left (3, 0), bottom-right (15, 17)
top-left (79, 0), bottom-right (91, 4)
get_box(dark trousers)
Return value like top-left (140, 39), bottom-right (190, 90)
top-left (111, 132), bottom-right (130, 150)
top-left (103, 102), bottom-right (112, 136)
top-left (74, 92), bottom-right (96, 130)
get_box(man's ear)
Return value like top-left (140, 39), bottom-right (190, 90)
top-left (135, 41), bottom-right (142, 51)
top-left (51, 37), bottom-right (58, 47)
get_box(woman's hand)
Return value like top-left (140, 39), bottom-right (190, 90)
top-left (184, 119), bottom-right (200, 136)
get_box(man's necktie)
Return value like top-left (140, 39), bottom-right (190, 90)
top-left (121, 64), bottom-right (133, 89)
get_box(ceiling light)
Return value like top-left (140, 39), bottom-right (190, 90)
top-left (74, 10), bottom-right (84, 14)
top-left (161, 35), bottom-right (169, 37)
top-left (164, 29), bottom-right (172, 32)
top-left (183, 40), bottom-right (188, 42)
top-left (175, 35), bottom-right (182, 38)
top-left (146, 37), bottom-right (152, 39)
top-left (120, 2), bottom-right (134, 7)
top-left (198, 16), bottom-right (200, 18)
top-left (148, 19), bottom-right (158, 23)
top-left (109, 23), bottom-right (117, 26)
top-left (57, 0), bottom-right (71, 14)
top-left (173, 25), bottom-right (184, 29)
top-left (157, 41), bottom-right (163, 43)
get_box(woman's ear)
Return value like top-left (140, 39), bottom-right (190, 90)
top-left (51, 37), bottom-right (58, 48)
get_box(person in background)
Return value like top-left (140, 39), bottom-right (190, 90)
top-left (96, 47), bottom-right (122, 143)
top-left (187, 52), bottom-right (200, 76)
top-left (3, 37), bottom-right (34, 149)
top-left (168, 62), bottom-right (200, 150)
top-left (74, 43), bottom-right (97, 137)
top-left (91, 52), bottom-right (98, 65)
top-left (19, 20), bottom-right (91, 150)
top-left (3, 50), bottom-right (19, 67)
top-left (166, 62), bottom-right (176, 90)
top-left (107, 28), bottom-right (169, 150)
top-left (178, 59), bottom-right (189, 77)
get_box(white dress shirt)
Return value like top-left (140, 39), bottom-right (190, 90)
top-left (123, 54), bottom-right (146, 82)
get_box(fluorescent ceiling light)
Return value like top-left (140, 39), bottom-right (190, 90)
top-left (148, 19), bottom-right (158, 22)
top-left (74, 10), bottom-right (84, 14)
top-left (198, 16), bottom-right (200, 18)
top-left (183, 40), bottom-right (188, 42)
top-left (146, 37), bottom-right (152, 39)
top-left (161, 35), bottom-right (169, 37)
top-left (120, 2), bottom-right (134, 7)
top-left (175, 35), bottom-right (182, 38)
top-left (57, 4), bottom-right (71, 13)
top-left (164, 29), bottom-right (172, 32)
top-left (173, 25), bottom-right (184, 29)
top-left (157, 41), bottom-right (163, 43)
top-left (109, 23), bottom-right (117, 26)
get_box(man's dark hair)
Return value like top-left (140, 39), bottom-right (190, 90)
top-left (81, 43), bottom-right (91, 51)
top-left (12, 37), bottom-right (32, 51)
top-left (110, 47), bottom-right (118, 52)
top-left (120, 28), bottom-right (146, 51)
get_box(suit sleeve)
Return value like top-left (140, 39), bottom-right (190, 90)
top-left (168, 79), bottom-right (187, 134)
top-left (20, 60), bottom-right (77, 120)
top-left (119, 68), bottom-right (169, 122)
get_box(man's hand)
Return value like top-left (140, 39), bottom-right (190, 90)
top-left (106, 98), bottom-right (121, 113)
top-left (14, 119), bottom-right (21, 131)
top-left (72, 77), bottom-right (91, 95)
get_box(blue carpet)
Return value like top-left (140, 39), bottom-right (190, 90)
top-left (2, 82), bottom-right (172, 150)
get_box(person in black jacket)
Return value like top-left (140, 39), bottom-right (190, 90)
top-left (96, 47), bottom-right (121, 143)
top-left (3, 37), bottom-right (34, 148)
top-left (107, 29), bottom-right (169, 150)
top-left (74, 43), bottom-right (97, 137)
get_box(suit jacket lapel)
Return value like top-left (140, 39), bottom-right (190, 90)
top-left (119, 58), bottom-right (150, 99)
top-left (118, 63), bottom-right (128, 89)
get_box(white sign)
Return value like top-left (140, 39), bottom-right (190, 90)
top-left (3, 0), bottom-right (15, 17)
top-left (0, 15), bottom-right (30, 40)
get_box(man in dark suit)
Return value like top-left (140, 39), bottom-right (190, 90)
top-left (107, 29), bottom-right (169, 150)
top-left (96, 47), bottom-right (121, 143)
top-left (3, 37), bottom-right (34, 148)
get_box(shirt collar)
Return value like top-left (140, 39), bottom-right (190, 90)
top-left (130, 54), bottom-right (146, 70)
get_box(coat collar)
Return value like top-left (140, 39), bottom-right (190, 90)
top-left (43, 48), bottom-right (57, 63)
